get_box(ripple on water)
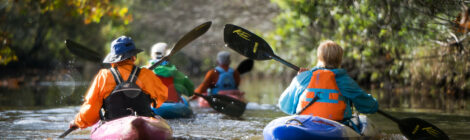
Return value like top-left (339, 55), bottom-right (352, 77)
top-left (2, 103), bottom-right (461, 139)
top-left (13, 119), bottom-right (48, 125)
top-left (246, 102), bottom-right (277, 110)
top-left (36, 106), bottom-right (79, 114)
top-left (168, 102), bottom-right (272, 140)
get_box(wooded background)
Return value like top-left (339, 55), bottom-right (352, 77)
top-left (1, 0), bottom-right (470, 112)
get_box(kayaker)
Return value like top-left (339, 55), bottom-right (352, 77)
top-left (278, 40), bottom-right (378, 129)
top-left (148, 42), bottom-right (194, 102)
top-left (194, 51), bottom-right (244, 105)
top-left (69, 36), bottom-right (168, 129)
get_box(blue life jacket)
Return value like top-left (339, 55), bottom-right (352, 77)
top-left (149, 59), bottom-right (169, 66)
top-left (210, 66), bottom-right (237, 95)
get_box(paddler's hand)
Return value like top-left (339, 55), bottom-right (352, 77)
top-left (189, 95), bottom-right (198, 101)
top-left (297, 68), bottom-right (309, 75)
top-left (69, 121), bottom-right (79, 129)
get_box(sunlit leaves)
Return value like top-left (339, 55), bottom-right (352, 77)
top-left (37, 0), bottom-right (132, 25)
top-left (0, 0), bottom-right (133, 66)
top-left (0, 32), bottom-right (17, 65)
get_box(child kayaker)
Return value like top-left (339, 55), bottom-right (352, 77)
top-left (148, 42), bottom-right (194, 102)
top-left (278, 40), bottom-right (378, 125)
top-left (194, 51), bottom-right (245, 106)
top-left (69, 36), bottom-right (168, 129)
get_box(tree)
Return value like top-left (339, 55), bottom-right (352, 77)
top-left (0, 0), bottom-right (132, 68)
top-left (268, 0), bottom-right (469, 110)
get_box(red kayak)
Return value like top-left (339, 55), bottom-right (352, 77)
top-left (198, 90), bottom-right (245, 107)
top-left (91, 116), bottom-right (173, 140)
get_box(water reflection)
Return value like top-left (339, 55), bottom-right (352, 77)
top-left (0, 81), bottom-right (87, 109)
top-left (0, 76), bottom-right (469, 139)
top-left (1, 102), bottom-right (469, 139)
top-left (0, 107), bottom-right (90, 139)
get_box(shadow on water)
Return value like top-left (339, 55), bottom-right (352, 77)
top-left (0, 82), bottom-right (87, 110)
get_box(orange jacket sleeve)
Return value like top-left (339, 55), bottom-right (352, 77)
top-left (194, 68), bottom-right (241, 94)
top-left (74, 66), bottom-right (168, 129)
top-left (194, 69), bottom-right (216, 94)
top-left (74, 69), bottom-right (108, 129)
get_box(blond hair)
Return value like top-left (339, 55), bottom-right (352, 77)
top-left (316, 40), bottom-right (343, 69)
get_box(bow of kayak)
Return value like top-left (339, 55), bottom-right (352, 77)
top-left (263, 115), bottom-right (380, 140)
top-left (152, 101), bottom-right (193, 119)
top-left (198, 90), bottom-right (245, 107)
top-left (91, 116), bottom-right (173, 140)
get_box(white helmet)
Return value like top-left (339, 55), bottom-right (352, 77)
top-left (151, 42), bottom-right (168, 60)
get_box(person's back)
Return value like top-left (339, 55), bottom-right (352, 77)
top-left (149, 42), bottom-right (194, 102)
top-left (211, 65), bottom-right (237, 94)
top-left (278, 40), bottom-right (378, 123)
top-left (194, 51), bottom-right (245, 107)
top-left (194, 51), bottom-right (241, 95)
top-left (70, 36), bottom-right (168, 129)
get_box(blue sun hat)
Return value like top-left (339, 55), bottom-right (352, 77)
top-left (103, 36), bottom-right (143, 63)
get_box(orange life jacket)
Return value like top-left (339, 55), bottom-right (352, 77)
top-left (157, 76), bottom-right (180, 102)
top-left (298, 69), bottom-right (347, 121)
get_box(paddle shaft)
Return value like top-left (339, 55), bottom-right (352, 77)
top-left (147, 22), bottom-right (212, 70)
top-left (148, 56), bottom-right (169, 70)
top-left (66, 21), bottom-right (211, 69)
top-left (58, 126), bottom-right (78, 138)
top-left (268, 54), bottom-right (300, 71)
top-left (376, 109), bottom-right (400, 123)
top-left (194, 93), bottom-right (208, 99)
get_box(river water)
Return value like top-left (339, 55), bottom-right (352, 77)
top-left (1, 77), bottom-right (470, 139)
top-left (1, 101), bottom-right (469, 139)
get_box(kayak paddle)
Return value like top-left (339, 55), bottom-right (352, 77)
top-left (223, 24), bottom-right (449, 140)
top-left (58, 126), bottom-right (78, 138)
top-left (236, 59), bottom-right (254, 75)
top-left (190, 59), bottom-right (250, 117)
top-left (59, 21), bottom-right (211, 138)
top-left (65, 21), bottom-right (212, 68)
top-left (65, 40), bottom-right (103, 63)
top-left (194, 93), bottom-right (246, 117)
top-left (148, 21), bottom-right (212, 69)
top-left (223, 24), bottom-right (299, 71)
top-left (377, 110), bottom-right (449, 140)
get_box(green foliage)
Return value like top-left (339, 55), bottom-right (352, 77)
top-left (0, 32), bottom-right (17, 65)
top-left (268, 0), bottom-right (469, 101)
top-left (0, 0), bottom-right (132, 68)
top-left (38, 0), bottom-right (133, 24)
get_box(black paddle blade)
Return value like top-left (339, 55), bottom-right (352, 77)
top-left (169, 21), bottom-right (212, 57)
top-left (224, 24), bottom-right (274, 60)
top-left (206, 94), bottom-right (247, 117)
top-left (65, 39), bottom-right (103, 63)
top-left (398, 118), bottom-right (449, 140)
top-left (196, 94), bottom-right (247, 117)
top-left (236, 59), bottom-right (254, 75)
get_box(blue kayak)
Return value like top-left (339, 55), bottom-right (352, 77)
top-left (263, 115), bottom-right (379, 140)
top-left (152, 97), bottom-right (193, 119)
